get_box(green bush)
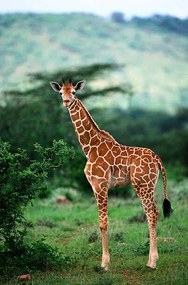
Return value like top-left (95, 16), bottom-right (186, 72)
top-left (0, 139), bottom-right (74, 250)
top-left (0, 240), bottom-right (77, 276)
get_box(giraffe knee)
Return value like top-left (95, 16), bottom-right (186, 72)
top-left (148, 208), bottom-right (159, 224)
top-left (99, 222), bottom-right (108, 231)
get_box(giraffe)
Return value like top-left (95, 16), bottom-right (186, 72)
top-left (50, 79), bottom-right (172, 271)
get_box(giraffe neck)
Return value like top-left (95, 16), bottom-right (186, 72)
top-left (68, 98), bottom-right (116, 157)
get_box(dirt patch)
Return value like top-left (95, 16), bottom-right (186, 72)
top-left (157, 237), bottom-right (176, 242)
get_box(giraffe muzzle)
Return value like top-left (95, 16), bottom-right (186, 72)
top-left (63, 100), bottom-right (70, 107)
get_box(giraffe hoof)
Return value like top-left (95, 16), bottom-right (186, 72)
top-left (101, 262), bottom-right (109, 271)
top-left (101, 255), bottom-right (110, 271)
top-left (146, 253), bottom-right (158, 269)
top-left (146, 265), bottom-right (156, 269)
top-left (146, 262), bottom-right (157, 269)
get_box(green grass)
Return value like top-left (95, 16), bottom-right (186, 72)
top-left (1, 180), bottom-right (188, 285)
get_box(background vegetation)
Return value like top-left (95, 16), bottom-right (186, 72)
top-left (0, 12), bottom-right (187, 284)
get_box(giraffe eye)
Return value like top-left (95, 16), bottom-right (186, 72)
top-left (72, 91), bottom-right (76, 95)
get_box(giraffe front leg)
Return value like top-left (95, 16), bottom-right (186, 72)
top-left (84, 164), bottom-right (110, 270)
top-left (100, 209), bottom-right (110, 270)
top-left (100, 226), bottom-right (110, 270)
top-left (93, 182), bottom-right (110, 271)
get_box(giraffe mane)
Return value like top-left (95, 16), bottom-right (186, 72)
top-left (77, 99), bottom-right (116, 143)
top-left (98, 130), bottom-right (117, 142)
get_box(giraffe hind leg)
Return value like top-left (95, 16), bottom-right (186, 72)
top-left (133, 185), bottom-right (159, 269)
top-left (146, 196), bottom-right (159, 269)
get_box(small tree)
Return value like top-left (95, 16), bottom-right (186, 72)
top-left (111, 12), bottom-right (126, 24)
top-left (0, 139), bottom-right (74, 250)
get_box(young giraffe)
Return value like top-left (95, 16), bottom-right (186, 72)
top-left (50, 79), bottom-right (172, 271)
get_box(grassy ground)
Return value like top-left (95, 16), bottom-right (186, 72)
top-left (1, 179), bottom-right (188, 285)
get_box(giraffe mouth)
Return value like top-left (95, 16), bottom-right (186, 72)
top-left (63, 100), bottom-right (70, 107)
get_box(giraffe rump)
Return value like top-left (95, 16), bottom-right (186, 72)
top-left (163, 198), bottom-right (173, 218)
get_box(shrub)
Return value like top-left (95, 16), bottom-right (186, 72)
top-left (111, 12), bottom-right (126, 24)
top-left (0, 139), bottom-right (74, 250)
top-left (0, 240), bottom-right (77, 276)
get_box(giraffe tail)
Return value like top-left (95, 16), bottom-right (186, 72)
top-left (156, 155), bottom-right (173, 218)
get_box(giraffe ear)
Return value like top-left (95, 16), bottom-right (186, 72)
top-left (50, 82), bottom-right (61, 93)
top-left (74, 80), bottom-right (86, 92)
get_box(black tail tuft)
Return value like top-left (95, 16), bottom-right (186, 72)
top-left (163, 198), bottom-right (173, 218)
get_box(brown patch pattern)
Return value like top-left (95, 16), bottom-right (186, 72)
top-left (53, 81), bottom-right (169, 270)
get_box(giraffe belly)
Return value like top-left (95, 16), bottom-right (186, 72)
top-left (110, 166), bottom-right (130, 188)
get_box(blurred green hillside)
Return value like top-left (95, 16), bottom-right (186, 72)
top-left (0, 13), bottom-right (188, 111)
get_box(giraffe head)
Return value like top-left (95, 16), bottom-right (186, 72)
top-left (50, 79), bottom-right (86, 107)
